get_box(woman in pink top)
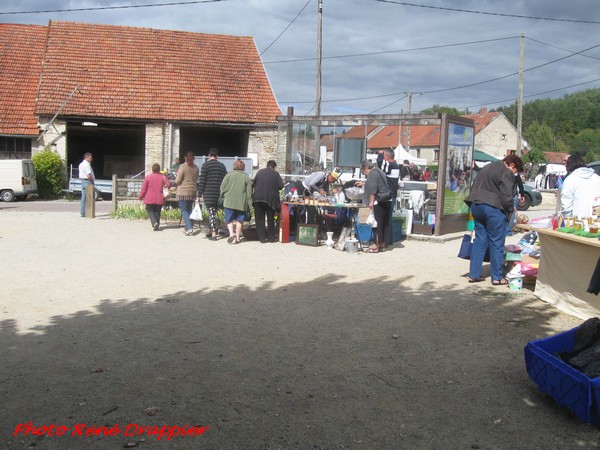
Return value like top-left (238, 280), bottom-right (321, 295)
top-left (139, 163), bottom-right (169, 231)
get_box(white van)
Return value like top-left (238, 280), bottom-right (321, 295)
top-left (0, 159), bottom-right (38, 201)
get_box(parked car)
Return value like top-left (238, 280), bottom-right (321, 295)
top-left (588, 161), bottom-right (600, 176)
top-left (517, 184), bottom-right (543, 211)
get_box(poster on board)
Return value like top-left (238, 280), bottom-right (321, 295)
top-left (443, 123), bottom-right (474, 216)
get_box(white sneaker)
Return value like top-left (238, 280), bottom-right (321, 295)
top-left (185, 229), bottom-right (193, 236)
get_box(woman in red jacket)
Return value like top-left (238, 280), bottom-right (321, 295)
top-left (139, 163), bottom-right (169, 231)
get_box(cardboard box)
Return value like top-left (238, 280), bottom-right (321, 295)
top-left (523, 275), bottom-right (537, 286)
top-left (359, 207), bottom-right (370, 223)
top-left (412, 222), bottom-right (434, 235)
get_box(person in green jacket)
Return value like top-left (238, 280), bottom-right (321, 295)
top-left (220, 159), bottom-right (252, 244)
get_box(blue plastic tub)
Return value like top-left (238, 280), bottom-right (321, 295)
top-left (354, 223), bottom-right (373, 243)
top-left (524, 326), bottom-right (600, 427)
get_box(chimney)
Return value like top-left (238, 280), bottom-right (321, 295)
top-left (479, 107), bottom-right (488, 115)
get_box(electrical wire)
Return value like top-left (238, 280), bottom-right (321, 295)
top-left (282, 42), bottom-right (600, 105)
top-left (368, 94), bottom-right (409, 114)
top-left (374, 0), bottom-right (600, 25)
top-left (260, 0), bottom-right (311, 56)
top-left (264, 36), bottom-right (519, 64)
top-left (460, 77), bottom-right (600, 111)
top-left (0, 0), bottom-right (226, 15)
top-left (526, 37), bottom-right (600, 61)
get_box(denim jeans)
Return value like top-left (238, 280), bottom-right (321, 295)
top-left (469, 202), bottom-right (507, 281)
top-left (80, 180), bottom-right (91, 217)
top-left (179, 199), bottom-right (194, 231)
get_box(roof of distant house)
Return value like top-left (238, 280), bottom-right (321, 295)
top-left (21, 21), bottom-right (279, 125)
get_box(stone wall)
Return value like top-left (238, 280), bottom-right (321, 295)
top-left (35, 117), bottom-right (67, 161)
top-left (248, 127), bottom-right (278, 172)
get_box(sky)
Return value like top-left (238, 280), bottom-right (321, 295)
top-left (2, 0), bottom-right (600, 116)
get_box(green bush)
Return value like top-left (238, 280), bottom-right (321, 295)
top-left (33, 149), bottom-right (65, 199)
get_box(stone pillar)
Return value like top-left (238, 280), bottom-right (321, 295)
top-left (145, 123), bottom-right (165, 173)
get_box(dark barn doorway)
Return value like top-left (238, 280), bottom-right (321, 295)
top-left (66, 122), bottom-right (145, 179)
top-left (179, 126), bottom-right (249, 159)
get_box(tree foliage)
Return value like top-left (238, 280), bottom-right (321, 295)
top-left (32, 149), bottom-right (65, 199)
top-left (420, 104), bottom-right (464, 115)
top-left (495, 88), bottom-right (600, 161)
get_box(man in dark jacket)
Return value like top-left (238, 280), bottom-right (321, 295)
top-left (377, 149), bottom-right (400, 245)
top-left (464, 155), bottom-right (523, 285)
top-left (252, 160), bottom-right (284, 243)
top-left (198, 148), bottom-right (227, 240)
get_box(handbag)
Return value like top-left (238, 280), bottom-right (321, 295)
top-left (457, 232), bottom-right (490, 262)
top-left (376, 191), bottom-right (392, 203)
top-left (217, 196), bottom-right (224, 208)
top-left (163, 187), bottom-right (170, 199)
top-left (190, 202), bottom-right (203, 221)
top-left (374, 168), bottom-right (392, 203)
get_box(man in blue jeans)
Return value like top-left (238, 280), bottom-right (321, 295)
top-left (78, 152), bottom-right (95, 218)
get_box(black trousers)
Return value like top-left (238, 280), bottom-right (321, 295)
top-left (253, 202), bottom-right (276, 242)
top-left (374, 201), bottom-right (392, 247)
top-left (146, 204), bottom-right (162, 227)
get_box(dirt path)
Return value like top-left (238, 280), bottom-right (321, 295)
top-left (1, 209), bottom-right (595, 449)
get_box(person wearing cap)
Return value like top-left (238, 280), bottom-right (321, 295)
top-left (301, 170), bottom-right (340, 224)
top-left (301, 170), bottom-right (339, 197)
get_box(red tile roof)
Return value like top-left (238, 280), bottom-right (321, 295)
top-left (464, 109), bottom-right (502, 134)
top-left (366, 124), bottom-right (441, 149)
top-left (0, 24), bottom-right (47, 136)
top-left (35, 21), bottom-right (281, 124)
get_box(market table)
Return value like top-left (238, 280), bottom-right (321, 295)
top-left (279, 201), bottom-right (368, 244)
top-left (532, 227), bottom-right (600, 320)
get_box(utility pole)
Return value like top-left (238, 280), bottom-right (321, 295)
top-left (316, 0), bottom-right (323, 117)
top-left (406, 91), bottom-right (412, 151)
top-left (316, 0), bottom-right (323, 166)
top-left (516, 33), bottom-right (524, 156)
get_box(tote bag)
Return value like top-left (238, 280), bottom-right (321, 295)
top-left (457, 232), bottom-right (490, 262)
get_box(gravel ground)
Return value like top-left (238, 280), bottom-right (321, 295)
top-left (0, 201), bottom-right (596, 450)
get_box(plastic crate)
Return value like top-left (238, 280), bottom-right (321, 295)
top-left (524, 326), bottom-right (600, 427)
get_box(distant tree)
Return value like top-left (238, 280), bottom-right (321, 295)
top-left (523, 122), bottom-right (552, 163)
top-left (420, 104), bottom-right (462, 115)
top-left (572, 128), bottom-right (600, 162)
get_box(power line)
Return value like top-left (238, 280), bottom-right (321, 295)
top-left (0, 0), bottom-right (226, 15)
top-left (460, 77), bottom-right (600, 111)
top-left (368, 94), bottom-right (408, 114)
top-left (282, 41), bottom-right (600, 105)
top-left (260, 0), bottom-right (311, 57)
top-left (264, 36), bottom-right (519, 64)
top-left (374, 0), bottom-right (600, 25)
top-left (525, 37), bottom-right (600, 61)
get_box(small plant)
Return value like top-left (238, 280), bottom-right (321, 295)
top-left (112, 203), bottom-right (182, 221)
top-left (33, 148), bottom-right (65, 199)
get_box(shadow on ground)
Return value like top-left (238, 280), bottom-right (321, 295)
top-left (0, 275), bottom-right (595, 449)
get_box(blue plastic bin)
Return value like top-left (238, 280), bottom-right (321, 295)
top-left (354, 223), bottom-right (373, 243)
top-left (524, 325), bottom-right (600, 427)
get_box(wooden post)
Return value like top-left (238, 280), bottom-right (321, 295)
top-left (112, 174), bottom-right (117, 212)
top-left (85, 183), bottom-right (95, 218)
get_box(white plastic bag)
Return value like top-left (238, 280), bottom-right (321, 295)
top-left (190, 202), bottom-right (203, 221)
top-left (366, 210), bottom-right (377, 228)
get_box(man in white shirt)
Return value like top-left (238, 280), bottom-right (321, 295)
top-left (78, 152), bottom-right (95, 217)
